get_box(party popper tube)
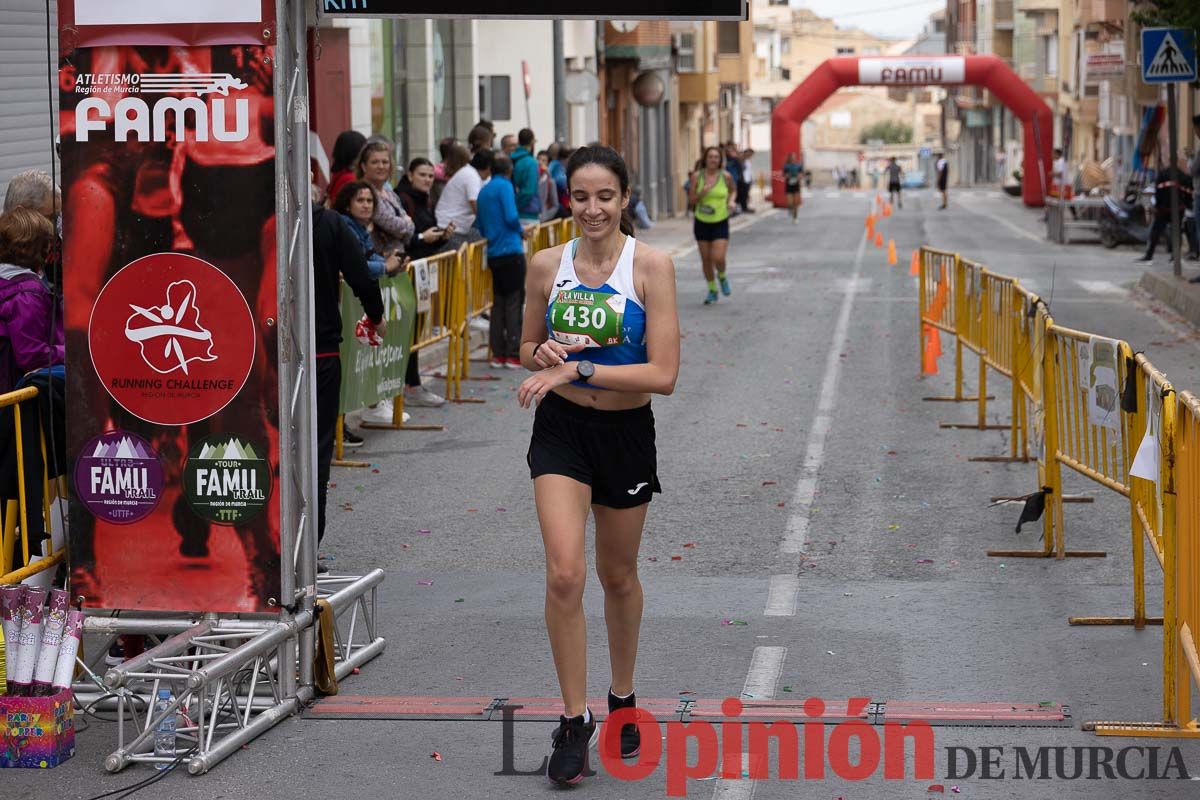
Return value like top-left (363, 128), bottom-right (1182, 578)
top-left (0, 586), bottom-right (23, 691)
top-left (11, 586), bottom-right (48, 695)
top-left (51, 609), bottom-right (83, 693)
top-left (32, 589), bottom-right (70, 694)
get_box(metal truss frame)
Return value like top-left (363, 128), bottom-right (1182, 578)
top-left (72, 0), bottom-right (387, 775)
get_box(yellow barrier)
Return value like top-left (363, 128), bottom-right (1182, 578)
top-left (914, 244), bottom-right (1200, 738)
top-left (1089, 387), bottom-right (1198, 739)
top-left (1168, 391), bottom-right (1200, 736)
top-left (1070, 356), bottom-right (1172, 629)
top-left (919, 248), bottom-right (1022, 449)
top-left (0, 386), bottom-right (66, 585)
top-left (352, 218), bottom-right (579, 437)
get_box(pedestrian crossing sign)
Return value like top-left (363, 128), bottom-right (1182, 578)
top-left (1141, 27), bottom-right (1196, 83)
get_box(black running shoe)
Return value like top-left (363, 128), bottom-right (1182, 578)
top-left (607, 690), bottom-right (641, 759)
top-left (547, 712), bottom-right (597, 786)
top-left (343, 429), bottom-right (364, 449)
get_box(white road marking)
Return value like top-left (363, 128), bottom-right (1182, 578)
top-left (712, 648), bottom-right (786, 798)
top-left (764, 575), bottom-right (800, 616)
top-left (1074, 279), bottom-right (1126, 295)
top-left (780, 224), bottom-right (868, 555)
top-left (742, 646), bottom-right (786, 700)
top-left (711, 753), bottom-right (768, 800)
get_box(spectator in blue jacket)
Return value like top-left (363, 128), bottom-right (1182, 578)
top-left (511, 128), bottom-right (541, 223)
top-left (475, 154), bottom-right (529, 368)
top-left (333, 181), bottom-right (405, 279)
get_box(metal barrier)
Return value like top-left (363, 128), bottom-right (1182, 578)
top-left (0, 385), bottom-right (66, 585)
top-left (915, 244), bottom-right (1200, 739)
top-left (1039, 317), bottom-right (1130, 559)
top-left (1088, 388), bottom-right (1196, 739)
top-left (354, 218), bottom-right (578, 432)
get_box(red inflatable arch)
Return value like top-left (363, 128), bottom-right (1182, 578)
top-left (770, 55), bottom-right (1052, 208)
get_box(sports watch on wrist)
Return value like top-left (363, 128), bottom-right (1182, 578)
top-left (575, 360), bottom-right (595, 383)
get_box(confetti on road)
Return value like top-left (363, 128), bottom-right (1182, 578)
top-left (431, 752), bottom-right (442, 762)
top-left (915, 559), bottom-right (934, 564)
top-left (417, 580), bottom-right (434, 586)
top-left (721, 619), bottom-right (749, 626)
top-left (670, 556), bottom-right (682, 561)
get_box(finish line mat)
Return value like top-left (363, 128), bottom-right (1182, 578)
top-left (303, 695), bottom-right (1071, 727)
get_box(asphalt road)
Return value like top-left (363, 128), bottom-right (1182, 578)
top-left (15, 188), bottom-right (1200, 800)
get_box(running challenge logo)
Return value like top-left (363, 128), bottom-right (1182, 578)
top-left (89, 253), bottom-right (255, 426)
top-left (494, 698), bottom-right (1193, 796)
top-left (73, 72), bottom-right (250, 142)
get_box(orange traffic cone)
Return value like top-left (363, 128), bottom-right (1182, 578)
top-left (922, 324), bottom-right (941, 375)
top-left (929, 277), bottom-right (949, 320)
top-left (865, 213), bottom-right (876, 230)
top-left (876, 194), bottom-right (883, 207)
top-left (887, 239), bottom-right (897, 265)
top-left (909, 250), bottom-right (920, 275)
top-left (882, 203), bottom-right (893, 218)
top-left (874, 231), bottom-right (884, 248)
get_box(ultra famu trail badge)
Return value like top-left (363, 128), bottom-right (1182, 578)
top-left (183, 434), bottom-right (271, 525)
top-left (74, 431), bottom-right (164, 525)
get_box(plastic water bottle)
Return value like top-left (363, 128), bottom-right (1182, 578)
top-left (153, 689), bottom-right (177, 770)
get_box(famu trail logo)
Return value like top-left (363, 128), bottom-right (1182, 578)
top-left (184, 435), bottom-right (271, 525)
top-left (74, 431), bottom-right (164, 525)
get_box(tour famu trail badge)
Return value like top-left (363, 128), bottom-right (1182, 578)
top-left (184, 435), bottom-right (271, 525)
top-left (549, 289), bottom-right (626, 348)
top-left (74, 431), bottom-right (164, 524)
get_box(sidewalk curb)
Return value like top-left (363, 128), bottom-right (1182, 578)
top-left (1139, 270), bottom-right (1200, 329)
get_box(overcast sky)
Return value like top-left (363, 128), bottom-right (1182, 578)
top-left (793, 0), bottom-right (944, 41)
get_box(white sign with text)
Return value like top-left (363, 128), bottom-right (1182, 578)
top-left (858, 57), bottom-right (965, 86)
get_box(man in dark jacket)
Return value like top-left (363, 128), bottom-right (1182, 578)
top-left (1136, 159), bottom-right (1196, 265)
top-left (511, 128), bottom-right (541, 223)
top-left (312, 203), bottom-right (385, 549)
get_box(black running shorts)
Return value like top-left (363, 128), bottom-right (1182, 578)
top-left (528, 392), bottom-right (662, 508)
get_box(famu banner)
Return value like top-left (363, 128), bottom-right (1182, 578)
top-left (60, 5), bottom-right (281, 613)
top-left (338, 273), bottom-right (418, 414)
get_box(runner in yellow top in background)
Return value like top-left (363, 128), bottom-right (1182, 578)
top-left (687, 146), bottom-right (737, 305)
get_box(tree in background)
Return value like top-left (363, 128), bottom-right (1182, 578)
top-left (1132, 1), bottom-right (1198, 40)
top-left (859, 121), bottom-right (913, 145)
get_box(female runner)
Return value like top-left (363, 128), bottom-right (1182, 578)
top-left (518, 145), bottom-right (680, 786)
top-left (687, 146), bottom-right (737, 305)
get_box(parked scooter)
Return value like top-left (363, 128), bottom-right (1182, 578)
top-left (1098, 188), bottom-right (1153, 249)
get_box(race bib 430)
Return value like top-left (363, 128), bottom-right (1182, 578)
top-left (549, 289), bottom-right (626, 348)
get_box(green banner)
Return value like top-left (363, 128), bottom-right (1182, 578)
top-left (338, 273), bottom-right (417, 414)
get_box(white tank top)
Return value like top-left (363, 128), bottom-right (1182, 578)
top-left (551, 234), bottom-right (643, 309)
top-left (545, 235), bottom-right (648, 384)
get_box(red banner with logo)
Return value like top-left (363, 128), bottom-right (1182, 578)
top-left (61, 4), bottom-right (281, 613)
